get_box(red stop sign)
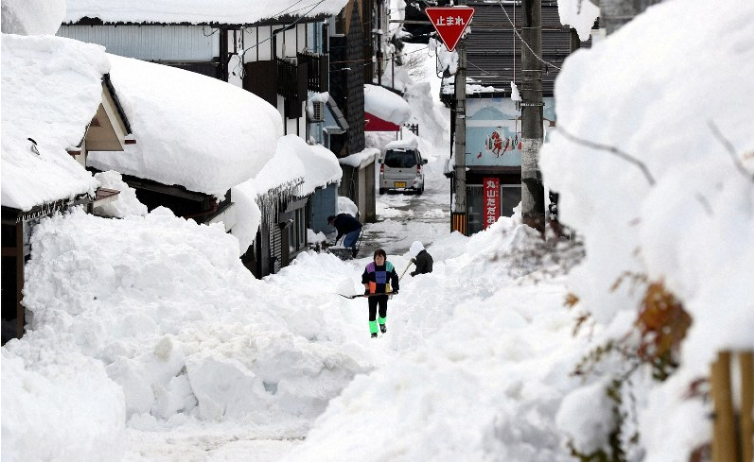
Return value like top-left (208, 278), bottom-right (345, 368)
top-left (425, 7), bottom-right (475, 52)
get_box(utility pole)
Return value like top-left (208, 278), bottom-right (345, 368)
top-left (376, 0), bottom-right (383, 85)
top-left (520, 0), bottom-right (545, 234)
top-left (452, 39), bottom-right (467, 235)
top-left (600, 0), bottom-right (663, 35)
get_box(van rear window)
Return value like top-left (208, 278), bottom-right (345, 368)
top-left (384, 150), bottom-right (418, 168)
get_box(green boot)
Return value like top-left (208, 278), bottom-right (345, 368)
top-left (369, 320), bottom-right (378, 338)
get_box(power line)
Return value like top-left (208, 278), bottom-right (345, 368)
top-left (496, 1), bottom-right (561, 71)
top-left (272, 0), bottom-right (306, 18)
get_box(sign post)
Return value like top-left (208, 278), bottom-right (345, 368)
top-left (425, 7), bottom-right (475, 52)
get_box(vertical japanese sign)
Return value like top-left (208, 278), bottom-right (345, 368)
top-left (425, 7), bottom-right (475, 52)
top-left (483, 177), bottom-right (500, 229)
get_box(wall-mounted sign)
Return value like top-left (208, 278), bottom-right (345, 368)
top-left (466, 97), bottom-right (557, 168)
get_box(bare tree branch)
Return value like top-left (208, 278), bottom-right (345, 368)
top-left (557, 127), bottom-right (656, 186)
top-left (708, 120), bottom-right (754, 184)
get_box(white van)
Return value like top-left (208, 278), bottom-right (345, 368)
top-left (379, 139), bottom-right (427, 195)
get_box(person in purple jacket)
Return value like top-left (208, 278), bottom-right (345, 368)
top-left (361, 249), bottom-right (399, 338)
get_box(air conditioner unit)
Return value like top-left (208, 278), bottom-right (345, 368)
top-left (311, 101), bottom-right (325, 122)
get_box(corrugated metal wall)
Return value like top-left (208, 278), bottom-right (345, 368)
top-left (464, 2), bottom-right (590, 96)
top-left (58, 25), bottom-right (218, 62)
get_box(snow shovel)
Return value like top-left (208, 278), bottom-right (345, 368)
top-left (337, 259), bottom-right (413, 299)
top-left (337, 291), bottom-right (399, 300)
top-left (398, 259), bottom-right (415, 281)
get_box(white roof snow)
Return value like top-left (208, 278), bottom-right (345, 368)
top-left (87, 54), bottom-right (283, 197)
top-left (1, 0), bottom-right (66, 35)
top-left (364, 84), bottom-right (411, 125)
top-left (1, 34), bottom-right (106, 211)
top-left (63, 0), bottom-right (349, 25)
top-left (228, 136), bottom-right (341, 255)
top-left (282, 135), bottom-right (342, 197)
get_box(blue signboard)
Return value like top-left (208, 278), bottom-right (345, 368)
top-left (465, 97), bottom-right (556, 167)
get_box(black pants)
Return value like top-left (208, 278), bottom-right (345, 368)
top-left (368, 295), bottom-right (388, 321)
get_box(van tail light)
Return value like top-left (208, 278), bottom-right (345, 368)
top-left (417, 164), bottom-right (422, 175)
top-left (380, 163), bottom-right (384, 174)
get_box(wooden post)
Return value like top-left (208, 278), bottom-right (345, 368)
top-left (711, 351), bottom-right (739, 462)
top-left (740, 352), bottom-right (754, 462)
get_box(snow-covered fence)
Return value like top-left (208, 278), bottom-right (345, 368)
top-left (404, 123), bottom-right (419, 136)
top-left (710, 351), bottom-right (753, 462)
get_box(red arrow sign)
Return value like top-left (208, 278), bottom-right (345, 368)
top-left (425, 7), bottom-right (475, 52)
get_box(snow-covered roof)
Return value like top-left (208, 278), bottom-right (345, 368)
top-left (87, 54), bottom-right (283, 197)
top-left (254, 135), bottom-right (342, 199)
top-left (228, 136), bottom-right (340, 253)
top-left (253, 136), bottom-right (306, 197)
top-left (280, 136), bottom-right (342, 196)
top-left (339, 147), bottom-right (381, 169)
top-left (1, 34), bottom-right (106, 211)
top-left (1, 0), bottom-right (65, 35)
top-left (63, 0), bottom-right (349, 25)
top-left (363, 84), bottom-right (411, 126)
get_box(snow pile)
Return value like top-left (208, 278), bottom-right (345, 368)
top-left (88, 54), bottom-right (283, 197)
top-left (540, 0), bottom-right (754, 458)
top-left (1, 34), bottom-right (106, 211)
top-left (64, 0), bottom-right (349, 25)
top-left (229, 180), bottom-right (263, 255)
top-left (278, 219), bottom-right (583, 462)
top-left (385, 137), bottom-right (418, 151)
top-left (93, 170), bottom-right (148, 218)
top-left (364, 84), bottom-right (412, 126)
top-left (6, 191), bottom-right (588, 461)
top-left (556, 0), bottom-right (599, 41)
top-left (1, 0), bottom-right (66, 35)
top-left (5, 208), bottom-right (377, 461)
top-left (2, 328), bottom-right (126, 462)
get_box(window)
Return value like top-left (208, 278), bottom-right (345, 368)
top-left (288, 219), bottom-right (296, 253)
top-left (312, 101), bottom-right (325, 121)
top-left (383, 150), bottom-right (418, 168)
top-left (466, 185), bottom-right (485, 235)
top-left (297, 208), bottom-right (306, 250)
top-left (288, 207), bottom-right (307, 253)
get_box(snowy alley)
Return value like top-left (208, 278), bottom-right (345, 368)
top-left (4, 0), bottom-right (754, 461)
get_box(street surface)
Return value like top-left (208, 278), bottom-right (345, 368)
top-left (359, 158), bottom-right (451, 258)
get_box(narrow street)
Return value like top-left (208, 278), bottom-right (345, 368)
top-left (358, 159), bottom-right (451, 258)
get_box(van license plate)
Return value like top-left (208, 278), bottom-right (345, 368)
top-left (394, 182), bottom-right (407, 188)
